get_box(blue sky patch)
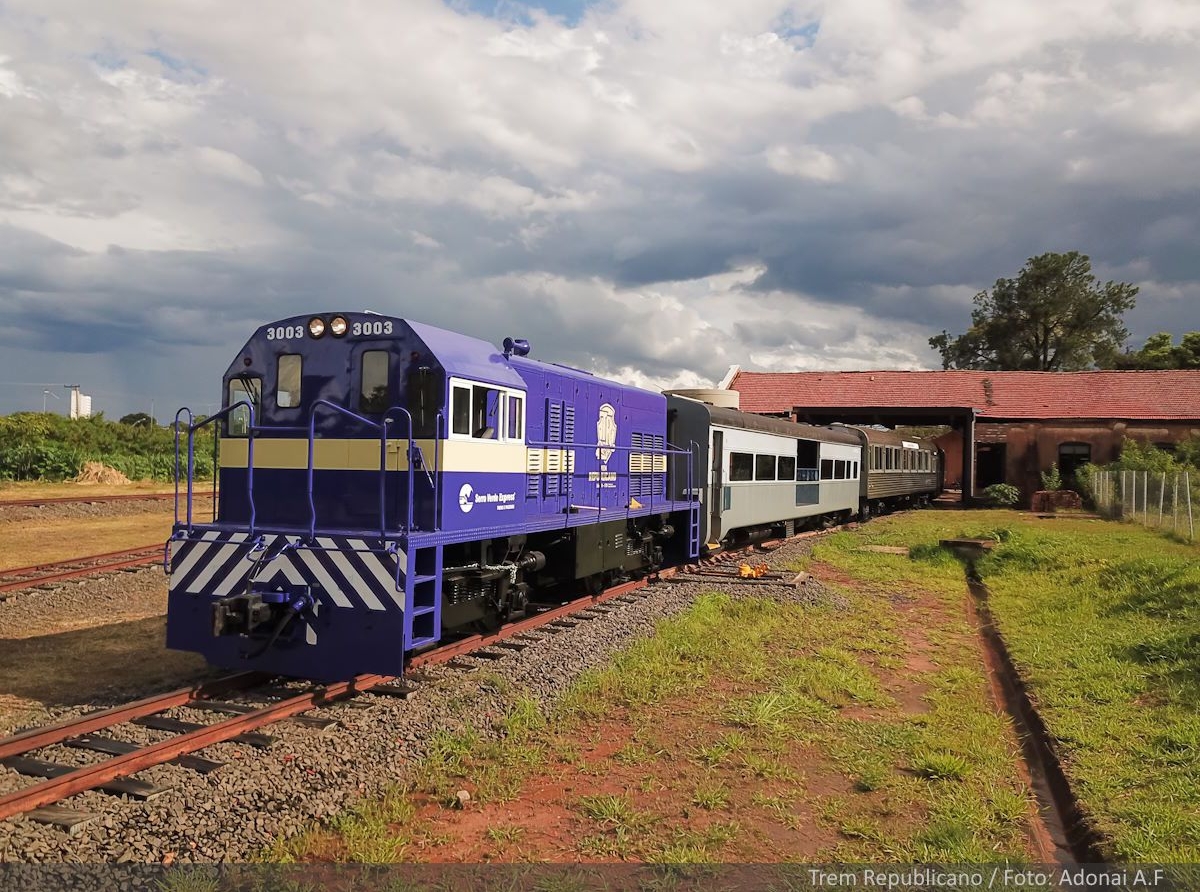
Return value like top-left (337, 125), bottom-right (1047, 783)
top-left (446, 0), bottom-right (598, 27)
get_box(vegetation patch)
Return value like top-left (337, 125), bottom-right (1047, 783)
top-left (814, 509), bottom-right (1200, 861)
top-left (277, 559), bottom-right (1037, 863)
top-left (0, 412), bottom-right (215, 482)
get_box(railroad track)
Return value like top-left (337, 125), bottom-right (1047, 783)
top-left (0, 572), bottom-right (679, 829)
top-left (0, 545), bottom-right (164, 596)
top-left (0, 492), bottom-right (215, 509)
top-left (0, 531), bottom-right (817, 833)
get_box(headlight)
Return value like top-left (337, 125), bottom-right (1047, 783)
top-left (308, 317), bottom-right (326, 338)
top-left (330, 316), bottom-right (349, 337)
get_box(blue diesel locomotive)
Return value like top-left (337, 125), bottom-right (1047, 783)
top-left (167, 313), bottom-right (701, 680)
top-left (167, 313), bottom-right (941, 681)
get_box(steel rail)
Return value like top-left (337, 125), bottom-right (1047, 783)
top-left (0, 673), bottom-right (268, 762)
top-left (0, 530), bottom-right (818, 821)
top-left (0, 546), bottom-right (163, 593)
top-left (0, 675), bottom-right (388, 819)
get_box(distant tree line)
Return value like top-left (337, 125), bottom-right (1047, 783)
top-left (0, 412), bottom-right (215, 482)
top-left (930, 250), bottom-right (1197, 371)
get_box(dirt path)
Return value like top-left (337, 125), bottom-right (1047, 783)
top-left (300, 551), bottom-right (1043, 864)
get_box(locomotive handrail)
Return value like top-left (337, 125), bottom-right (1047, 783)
top-left (381, 405), bottom-right (417, 534)
top-left (174, 402), bottom-right (257, 536)
top-left (305, 401), bottom-right (388, 541)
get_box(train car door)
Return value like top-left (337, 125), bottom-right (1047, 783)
top-left (710, 430), bottom-right (723, 543)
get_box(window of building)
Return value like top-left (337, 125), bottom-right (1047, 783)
top-left (821, 458), bottom-right (834, 480)
top-left (755, 454), bottom-right (777, 481)
top-left (730, 452), bottom-right (753, 481)
top-left (227, 377), bottom-right (260, 437)
top-left (359, 351), bottom-right (389, 414)
top-left (276, 355), bottom-right (302, 409)
top-left (778, 456), bottom-right (796, 480)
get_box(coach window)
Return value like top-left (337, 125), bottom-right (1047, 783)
top-left (755, 454), bottom-right (777, 481)
top-left (275, 355), bottom-right (301, 409)
top-left (852, 461), bottom-right (858, 478)
top-left (834, 459), bottom-right (847, 479)
top-left (507, 394), bottom-right (524, 440)
top-left (227, 377), bottom-right (259, 437)
top-left (778, 456), bottom-right (796, 481)
top-left (359, 351), bottom-right (390, 414)
top-left (797, 440), bottom-right (820, 480)
top-left (821, 458), bottom-right (834, 480)
top-left (730, 452), bottom-right (753, 481)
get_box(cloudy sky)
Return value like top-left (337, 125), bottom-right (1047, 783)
top-left (1, 0), bottom-right (1198, 417)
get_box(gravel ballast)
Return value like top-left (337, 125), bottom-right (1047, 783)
top-left (0, 535), bottom-right (837, 863)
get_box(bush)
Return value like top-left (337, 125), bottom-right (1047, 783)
top-left (983, 483), bottom-right (1021, 507)
top-left (0, 412), bottom-right (215, 482)
top-left (1040, 463), bottom-right (1063, 491)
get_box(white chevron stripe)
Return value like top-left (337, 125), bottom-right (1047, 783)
top-left (346, 539), bottom-right (405, 610)
top-left (305, 602), bottom-right (319, 645)
top-left (260, 557), bottom-right (308, 587)
top-left (170, 530), bottom-right (222, 587)
top-left (212, 533), bottom-right (278, 598)
top-left (317, 541), bottom-right (385, 612)
top-left (185, 533), bottom-right (250, 594)
top-left (357, 539), bottom-right (407, 574)
top-left (296, 549), bottom-right (356, 609)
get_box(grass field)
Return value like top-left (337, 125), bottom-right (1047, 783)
top-left (812, 510), bottom-right (1200, 861)
top-left (277, 534), bottom-right (1038, 864)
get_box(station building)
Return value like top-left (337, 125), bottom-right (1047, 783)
top-left (721, 368), bottom-right (1200, 502)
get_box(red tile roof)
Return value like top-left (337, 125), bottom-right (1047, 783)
top-left (728, 370), bottom-right (1200, 420)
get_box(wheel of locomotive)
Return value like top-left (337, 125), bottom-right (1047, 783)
top-left (860, 502), bottom-right (872, 522)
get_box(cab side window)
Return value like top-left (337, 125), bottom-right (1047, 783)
top-left (227, 377), bottom-right (260, 437)
top-left (276, 355), bottom-right (301, 409)
top-left (360, 351), bottom-right (390, 414)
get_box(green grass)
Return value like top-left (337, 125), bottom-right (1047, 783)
top-left (814, 509), bottom-right (1200, 861)
top-left (272, 521), bottom-right (1041, 864)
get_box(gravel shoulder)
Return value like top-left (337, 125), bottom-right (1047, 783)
top-left (0, 542), bottom-right (824, 863)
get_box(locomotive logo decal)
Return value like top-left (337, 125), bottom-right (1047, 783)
top-left (596, 403), bottom-right (617, 470)
top-left (459, 483), bottom-right (474, 513)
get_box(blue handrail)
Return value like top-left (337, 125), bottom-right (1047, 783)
top-left (174, 402), bottom-right (257, 535)
top-left (306, 401), bottom-right (384, 541)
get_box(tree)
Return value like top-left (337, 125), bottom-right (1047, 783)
top-left (930, 252), bottom-right (1138, 370)
top-left (1111, 331), bottom-right (1200, 369)
top-left (119, 412), bottom-right (155, 427)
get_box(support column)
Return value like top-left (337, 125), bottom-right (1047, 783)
top-left (962, 411), bottom-right (976, 505)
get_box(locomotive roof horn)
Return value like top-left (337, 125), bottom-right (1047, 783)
top-left (503, 337), bottom-right (531, 358)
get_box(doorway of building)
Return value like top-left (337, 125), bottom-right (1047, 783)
top-left (976, 443), bottom-right (1007, 490)
top-left (1058, 442), bottom-right (1091, 488)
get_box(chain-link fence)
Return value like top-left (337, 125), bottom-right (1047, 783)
top-left (1087, 469), bottom-right (1196, 541)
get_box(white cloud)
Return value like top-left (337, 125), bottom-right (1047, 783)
top-left (0, 0), bottom-right (1197, 415)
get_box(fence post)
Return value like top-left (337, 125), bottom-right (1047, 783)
top-left (1121, 471), bottom-right (1126, 519)
top-left (1158, 472), bottom-right (1165, 528)
top-left (1143, 470), bottom-right (1149, 527)
top-left (1187, 472), bottom-right (1194, 542)
top-left (1173, 474), bottom-right (1180, 532)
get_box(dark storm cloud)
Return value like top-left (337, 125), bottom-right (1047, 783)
top-left (2, 0), bottom-right (1199, 417)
